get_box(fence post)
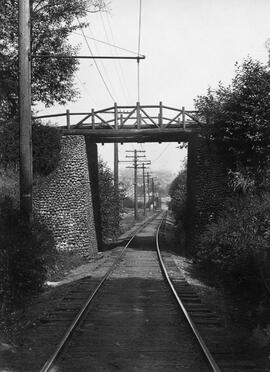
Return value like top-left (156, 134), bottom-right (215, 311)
top-left (91, 109), bottom-right (95, 129)
top-left (66, 109), bottom-right (70, 130)
top-left (114, 102), bottom-right (118, 130)
top-left (159, 101), bottom-right (163, 128)
top-left (182, 106), bottom-right (186, 130)
top-left (136, 101), bottom-right (141, 129)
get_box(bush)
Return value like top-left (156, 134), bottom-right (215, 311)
top-left (98, 160), bottom-right (120, 241)
top-left (0, 198), bottom-right (57, 310)
top-left (123, 197), bottom-right (134, 209)
top-left (169, 169), bottom-right (187, 223)
top-left (195, 58), bottom-right (270, 183)
top-left (168, 169), bottom-right (187, 247)
top-left (0, 120), bottom-right (61, 175)
top-left (197, 194), bottom-right (270, 293)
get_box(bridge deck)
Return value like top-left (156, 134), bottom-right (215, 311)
top-left (34, 103), bottom-right (206, 143)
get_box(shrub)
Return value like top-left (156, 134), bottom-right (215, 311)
top-left (195, 58), bottom-right (270, 183)
top-left (169, 169), bottom-right (187, 223)
top-left (0, 198), bottom-right (57, 310)
top-left (197, 194), bottom-right (270, 293)
top-left (0, 121), bottom-right (61, 176)
top-left (98, 160), bottom-right (120, 241)
top-left (0, 167), bottom-right (19, 206)
top-left (123, 197), bottom-right (134, 209)
top-left (168, 169), bottom-right (187, 246)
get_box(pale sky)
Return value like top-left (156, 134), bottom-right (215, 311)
top-left (37, 0), bottom-right (270, 175)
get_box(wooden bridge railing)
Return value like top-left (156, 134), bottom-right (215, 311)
top-left (34, 102), bottom-right (206, 132)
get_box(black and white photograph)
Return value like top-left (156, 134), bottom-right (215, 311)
top-left (1, 0), bottom-right (270, 370)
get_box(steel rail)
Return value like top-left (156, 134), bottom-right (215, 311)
top-left (40, 213), bottom-right (160, 372)
top-left (155, 213), bottom-right (221, 372)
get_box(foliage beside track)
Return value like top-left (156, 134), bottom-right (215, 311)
top-left (193, 58), bottom-right (270, 294)
top-left (0, 197), bottom-right (57, 311)
top-left (98, 160), bottom-right (121, 242)
top-left (167, 58), bottom-right (270, 294)
top-left (0, 121), bottom-right (61, 176)
top-left (195, 57), bottom-right (270, 187)
top-left (168, 168), bottom-right (187, 247)
top-left (196, 194), bottom-right (270, 293)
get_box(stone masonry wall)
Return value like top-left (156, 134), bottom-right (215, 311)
top-left (33, 136), bottom-right (98, 256)
top-left (186, 134), bottom-right (229, 252)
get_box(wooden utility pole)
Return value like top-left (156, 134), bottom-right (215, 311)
top-left (146, 172), bottom-right (151, 211)
top-left (147, 172), bottom-right (151, 210)
top-left (142, 163), bottom-right (146, 216)
top-left (114, 143), bottom-right (119, 191)
top-left (152, 177), bottom-right (155, 210)
top-left (139, 163), bottom-right (150, 216)
top-left (114, 103), bottom-right (119, 192)
top-left (19, 0), bottom-right (32, 223)
top-left (134, 150), bottom-right (138, 220)
top-left (125, 149), bottom-right (145, 220)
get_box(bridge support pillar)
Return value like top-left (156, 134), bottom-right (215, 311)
top-left (186, 134), bottom-right (228, 253)
top-left (85, 139), bottom-right (103, 251)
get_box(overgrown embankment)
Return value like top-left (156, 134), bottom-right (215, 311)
top-left (0, 122), bottom-right (121, 313)
top-left (0, 122), bottom-right (61, 313)
top-left (170, 58), bottom-right (270, 297)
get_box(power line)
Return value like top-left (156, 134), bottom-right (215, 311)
top-left (105, 12), bottom-right (132, 103)
top-left (76, 16), bottom-right (116, 102)
top-left (99, 12), bottom-right (128, 103)
top-left (87, 21), bottom-right (118, 101)
top-left (152, 143), bottom-right (171, 162)
top-left (138, 0), bottom-right (142, 56)
top-left (137, 0), bottom-right (143, 102)
top-left (72, 31), bottom-right (143, 56)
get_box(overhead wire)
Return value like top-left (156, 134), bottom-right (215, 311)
top-left (99, 12), bottom-right (128, 103)
top-left (72, 31), bottom-right (142, 56)
top-left (76, 16), bottom-right (116, 102)
top-left (105, 12), bottom-right (132, 103)
top-left (137, 0), bottom-right (142, 102)
top-left (136, 0), bottom-right (143, 151)
top-left (87, 21), bottom-right (118, 102)
top-left (152, 143), bottom-right (172, 162)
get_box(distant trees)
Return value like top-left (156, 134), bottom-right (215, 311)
top-left (0, 0), bottom-right (107, 120)
top-left (98, 160), bottom-right (120, 241)
top-left (168, 168), bottom-right (187, 246)
top-left (169, 169), bottom-right (187, 217)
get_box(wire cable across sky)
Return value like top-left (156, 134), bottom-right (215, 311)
top-left (137, 0), bottom-right (143, 102)
top-left (76, 16), bottom-right (116, 102)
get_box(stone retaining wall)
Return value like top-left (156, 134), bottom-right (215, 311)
top-left (33, 136), bottom-right (98, 256)
top-left (186, 134), bottom-right (229, 252)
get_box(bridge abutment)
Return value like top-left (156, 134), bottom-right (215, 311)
top-left (186, 134), bottom-right (228, 252)
top-left (85, 139), bottom-right (103, 251)
top-left (33, 136), bottom-right (98, 256)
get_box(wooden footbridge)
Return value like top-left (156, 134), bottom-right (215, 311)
top-left (35, 103), bottom-right (205, 143)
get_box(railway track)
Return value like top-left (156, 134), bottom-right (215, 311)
top-left (39, 211), bottom-right (223, 372)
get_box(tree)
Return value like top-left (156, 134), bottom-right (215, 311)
top-left (0, 121), bottom-right (61, 175)
top-left (98, 160), bottom-right (120, 241)
top-left (0, 0), bottom-right (107, 120)
top-left (195, 58), bottom-right (270, 186)
top-left (168, 168), bottom-right (187, 221)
